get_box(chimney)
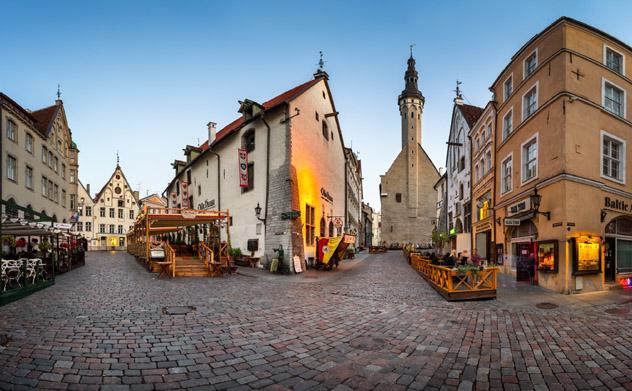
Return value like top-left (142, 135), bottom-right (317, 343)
top-left (86, 184), bottom-right (91, 196)
top-left (207, 121), bottom-right (217, 145)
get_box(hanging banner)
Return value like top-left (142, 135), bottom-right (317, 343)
top-left (238, 148), bottom-right (249, 188)
top-left (180, 181), bottom-right (189, 208)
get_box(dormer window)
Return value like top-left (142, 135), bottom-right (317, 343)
top-left (243, 129), bottom-right (255, 153)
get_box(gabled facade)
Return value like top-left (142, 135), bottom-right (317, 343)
top-left (165, 71), bottom-right (349, 271)
top-left (139, 194), bottom-right (167, 210)
top-left (445, 98), bottom-right (484, 254)
top-left (380, 54), bottom-right (439, 247)
top-left (74, 165), bottom-right (140, 250)
top-left (469, 102), bottom-right (496, 261)
top-left (1, 93), bottom-right (79, 224)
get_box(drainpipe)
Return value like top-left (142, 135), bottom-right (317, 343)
top-left (260, 114), bottom-right (271, 226)
top-left (208, 151), bottom-right (221, 211)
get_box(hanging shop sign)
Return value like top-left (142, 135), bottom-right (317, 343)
top-left (53, 223), bottom-right (73, 230)
top-left (334, 217), bottom-right (343, 229)
top-left (197, 199), bottom-right (216, 210)
top-left (238, 148), bottom-right (249, 188)
top-left (281, 210), bottom-right (301, 220)
top-left (506, 198), bottom-right (531, 216)
top-left (180, 182), bottom-right (189, 208)
top-left (321, 187), bottom-right (334, 203)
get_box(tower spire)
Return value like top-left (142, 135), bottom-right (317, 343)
top-left (314, 50), bottom-right (329, 79)
top-left (116, 151), bottom-right (120, 167)
top-left (453, 80), bottom-right (464, 105)
top-left (399, 47), bottom-right (424, 103)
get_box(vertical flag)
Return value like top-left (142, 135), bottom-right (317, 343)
top-left (238, 148), bottom-right (249, 188)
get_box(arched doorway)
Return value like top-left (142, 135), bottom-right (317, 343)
top-left (319, 217), bottom-right (326, 238)
top-left (509, 220), bottom-right (537, 282)
top-left (604, 216), bottom-right (632, 281)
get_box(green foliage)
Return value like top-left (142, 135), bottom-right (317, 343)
top-left (229, 247), bottom-right (242, 257)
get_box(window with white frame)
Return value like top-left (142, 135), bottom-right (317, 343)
top-left (99, 224), bottom-right (105, 233)
top-left (603, 80), bottom-right (625, 117)
top-left (524, 50), bottom-right (537, 78)
top-left (503, 110), bottom-right (513, 140)
top-left (523, 85), bottom-right (538, 120)
top-left (118, 225), bottom-right (124, 234)
top-left (522, 135), bottom-right (538, 183)
top-left (485, 150), bottom-right (492, 173)
top-left (605, 46), bottom-right (624, 75)
top-left (504, 75), bottom-right (513, 100)
top-left (25, 165), bottom-right (33, 189)
top-left (7, 155), bottom-right (16, 182)
top-left (7, 119), bottom-right (16, 142)
top-left (501, 156), bottom-right (512, 194)
top-left (41, 176), bottom-right (47, 197)
top-left (25, 133), bottom-right (33, 153)
top-left (42, 146), bottom-right (48, 164)
top-left (77, 222), bottom-right (83, 232)
top-left (109, 224), bottom-right (115, 234)
top-left (86, 222), bottom-right (92, 232)
top-left (601, 131), bottom-right (625, 182)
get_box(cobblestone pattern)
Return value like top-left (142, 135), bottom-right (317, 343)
top-left (1, 251), bottom-right (632, 390)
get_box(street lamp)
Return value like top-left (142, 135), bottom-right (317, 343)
top-left (254, 202), bottom-right (266, 225)
top-left (530, 188), bottom-right (550, 220)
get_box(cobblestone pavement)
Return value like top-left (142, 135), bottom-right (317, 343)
top-left (2, 251), bottom-right (632, 390)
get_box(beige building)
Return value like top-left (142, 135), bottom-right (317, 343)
top-left (139, 193), bottom-right (167, 210)
top-left (74, 164), bottom-right (139, 250)
top-left (469, 102), bottom-right (496, 261)
top-left (492, 17), bottom-right (632, 293)
top-left (165, 69), bottom-right (349, 271)
top-left (1, 93), bottom-right (79, 224)
top-left (345, 147), bottom-right (363, 247)
top-left (380, 53), bottom-right (439, 246)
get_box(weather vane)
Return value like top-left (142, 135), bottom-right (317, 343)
top-left (454, 80), bottom-right (463, 98)
top-left (409, 43), bottom-right (416, 58)
top-left (56, 84), bottom-right (61, 100)
top-left (318, 50), bottom-right (326, 71)
top-left (116, 151), bottom-right (120, 166)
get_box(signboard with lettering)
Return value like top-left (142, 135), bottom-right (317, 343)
top-left (53, 223), bottom-right (73, 230)
top-left (504, 218), bottom-right (521, 226)
top-left (238, 148), bottom-right (249, 188)
top-left (605, 196), bottom-right (631, 212)
top-left (506, 198), bottom-right (531, 216)
top-left (197, 199), bottom-right (216, 210)
top-left (320, 187), bottom-right (334, 203)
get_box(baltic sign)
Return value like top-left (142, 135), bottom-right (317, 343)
top-left (238, 148), bottom-right (249, 188)
top-left (197, 199), bottom-right (216, 210)
top-left (320, 187), bottom-right (334, 203)
top-left (504, 218), bottom-right (521, 226)
top-left (605, 196), bottom-right (631, 212)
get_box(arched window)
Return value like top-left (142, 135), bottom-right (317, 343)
top-left (322, 120), bottom-right (329, 140)
top-left (319, 217), bottom-right (326, 237)
top-left (328, 221), bottom-right (334, 237)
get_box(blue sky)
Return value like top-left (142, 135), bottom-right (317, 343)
top-left (3, 0), bottom-right (631, 210)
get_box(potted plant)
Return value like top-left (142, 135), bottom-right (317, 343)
top-left (229, 247), bottom-right (242, 264)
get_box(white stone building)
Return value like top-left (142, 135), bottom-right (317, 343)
top-left (165, 70), bottom-right (350, 271)
top-left (380, 53), bottom-right (440, 246)
top-left (74, 164), bottom-right (140, 250)
top-left (445, 93), bottom-right (483, 253)
top-left (1, 93), bottom-right (79, 224)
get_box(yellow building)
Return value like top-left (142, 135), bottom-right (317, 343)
top-left (492, 17), bottom-right (632, 293)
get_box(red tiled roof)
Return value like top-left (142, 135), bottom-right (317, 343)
top-left (201, 77), bottom-right (322, 149)
top-left (30, 105), bottom-right (59, 136)
top-left (459, 104), bottom-right (485, 128)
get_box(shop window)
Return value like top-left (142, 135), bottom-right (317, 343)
top-left (537, 240), bottom-right (558, 272)
top-left (305, 204), bottom-right (315, 245)
top-left (601, 131), bottom-right (625, 183)
top-left (617, 239), bottom-right (632, 274)
top-left (242, 129), bottom-right (255, 152)
top-left (603, 80), bottom-right (625, 118)
top-left (510, 221), bottom-right (537, 239)
top-left (605, 46), bottom-right (624, 75)
top-left (572, 237), bottom-right (601, 275)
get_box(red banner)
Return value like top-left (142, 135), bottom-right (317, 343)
top-left (180, 181), bottom-right (189, 208)
top-left (238, 148), bottom-right (249, 188)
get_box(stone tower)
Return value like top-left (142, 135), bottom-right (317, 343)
top-left (398, 54), bottom-right (425, 217)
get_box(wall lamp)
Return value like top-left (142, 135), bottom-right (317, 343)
top-left (254, 202), bottom-right (266, 225)
top-left (530, 188), bottom-right (550, 221)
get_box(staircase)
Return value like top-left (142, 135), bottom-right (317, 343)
top-left (173, 256), bottom-right (209, 277)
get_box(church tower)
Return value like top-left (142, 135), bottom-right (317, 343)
top-left (398, 52), bottom-right (425, 217)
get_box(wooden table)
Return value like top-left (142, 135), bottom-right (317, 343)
top-left (244, 256), bottom-right (260, 268)
top-left (154, 261), bottom-right (172, 279)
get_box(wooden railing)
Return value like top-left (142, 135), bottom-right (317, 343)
top-left (409, 253), bottom-right (498, 301)
top-left (164, 242), bottom-right (176, 278)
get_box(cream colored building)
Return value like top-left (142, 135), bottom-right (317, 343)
top-left (345, 147), bottom-right (363, 247)
top-left (74, 164), bottom-right (139, 250)
top-left (165, 69), bottom-right (349, 271)
top-left (380, 54), bottom-right (440, 247)
top-left (1, 93), bottom-right (79, 224)
top-left (492, 17), bottom-right (632, 293)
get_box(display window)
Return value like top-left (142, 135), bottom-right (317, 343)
top-left (572, 237), bottom-right (601, 275)
top-left (537, 240), bottom-right (558, 272)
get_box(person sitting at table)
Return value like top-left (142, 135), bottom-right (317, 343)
top-left (444, 250), bottom-right (457, 267)
top-left (460, 250), bottom-right (469, 266)
top-left (471, 249), bottom-right (481, 266)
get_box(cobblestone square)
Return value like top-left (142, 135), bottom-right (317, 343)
top-left (1, 251), bottom-right (632, 390)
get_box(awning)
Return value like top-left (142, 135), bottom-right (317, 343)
top-left (1, 217), bottom-right (62, 236)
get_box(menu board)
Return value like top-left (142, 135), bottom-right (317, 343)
top-left (537, 241), bottom-right (558, 272)
top-left (575, 238), bottom-right (600, 274)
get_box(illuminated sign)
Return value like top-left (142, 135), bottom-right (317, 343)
top-left (238, 148), bottom-right (249, 188)
top-left (620, 277), bottom-right (632, 288)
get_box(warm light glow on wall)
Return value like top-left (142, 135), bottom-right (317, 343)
top-left (109, 237), bottom-right (118, 246)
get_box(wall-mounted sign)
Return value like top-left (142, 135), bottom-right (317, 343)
top-left (334, 217), bottom-right (343, 229)
top-left (605, 196), bottom-right (631, 212)
top-left (281, 210), bottom-right (301, 220)
top-left (321, 187), bottom-right (334, 203)
top-left (197, 199), bottom-right (216, 210)
top-left (504, 218), bottom-right (521, 226)
top-left (238, 148), bottom-right (249, 188)
top-left (506, 198), bottom-right (531, 216)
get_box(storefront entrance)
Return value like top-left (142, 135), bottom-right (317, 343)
top-left (510, 221), bottom-right (537, 283)
top-left (604, 237), bottom-right (616, 282)
top-left (605, 217), bottom-right (632, 279)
